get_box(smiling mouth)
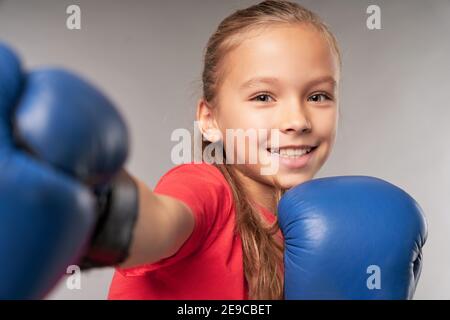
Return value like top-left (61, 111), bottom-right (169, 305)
top-left (266, 145), bottom-right (318, 158)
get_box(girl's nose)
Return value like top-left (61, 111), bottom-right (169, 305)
top-left (278, 101), bottom-right (312, 135)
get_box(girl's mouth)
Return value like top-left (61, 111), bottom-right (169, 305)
top-left (266, 145), bottom-right (318, 169)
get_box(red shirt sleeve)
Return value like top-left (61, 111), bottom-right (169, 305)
top-left (117, 163), bottom-right (233, 277)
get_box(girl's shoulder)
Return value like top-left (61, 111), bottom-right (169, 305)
top-left (159, 162), bottom-right (225, 183)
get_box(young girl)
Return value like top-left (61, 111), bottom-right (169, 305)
top-left (108, 0), bottom-right (341, 300)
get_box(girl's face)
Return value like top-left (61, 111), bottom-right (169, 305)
top-left (199, 24), bottom-right (340, 192)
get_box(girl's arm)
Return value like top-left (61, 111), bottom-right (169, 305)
top-left (118, 175), bottom-right (195, 269)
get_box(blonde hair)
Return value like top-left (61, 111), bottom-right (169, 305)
top-left (199, 0), bottom-right (341, 299)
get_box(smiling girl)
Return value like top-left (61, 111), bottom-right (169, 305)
top-left (108, 0), bottom-right (341, 300)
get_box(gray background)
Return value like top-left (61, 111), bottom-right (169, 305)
top-left (0, 0), bottom-right (449, 299)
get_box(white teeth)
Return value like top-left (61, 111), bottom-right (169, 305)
top-left (269, 147), bottom-right (313, 158)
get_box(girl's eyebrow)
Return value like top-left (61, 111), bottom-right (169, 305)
top-left (240, 77), bottom-right (280, 90)
top-left (239, 75), bottom-right (337, 90)
top-left (306, 75), bottom-right (337, 89)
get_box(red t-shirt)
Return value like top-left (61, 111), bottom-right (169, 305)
top-left (108, 163), bottom-right (279, 300)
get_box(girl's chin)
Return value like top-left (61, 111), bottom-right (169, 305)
top-left (274, 172), bottom-right (315, 189)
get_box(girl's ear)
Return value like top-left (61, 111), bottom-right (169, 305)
top-left (196, 98), bottom-right (222, 143)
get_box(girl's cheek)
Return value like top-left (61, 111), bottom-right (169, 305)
top-left (314, 110), bottom-right (338, 138)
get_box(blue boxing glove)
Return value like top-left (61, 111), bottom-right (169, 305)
top-left (0, 44), bottom-right (94, 299)
top-left (278, 176), bottom-right (427, 300)
top-left (0, 43), bottom-right (138, 299)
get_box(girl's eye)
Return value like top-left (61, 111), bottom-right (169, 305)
top-left (251, 93), bottom-right (332, 103)
top-left (251, 94), bottom-right (274, 103)
top-left (308, 93), bottom-right (331, 103)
